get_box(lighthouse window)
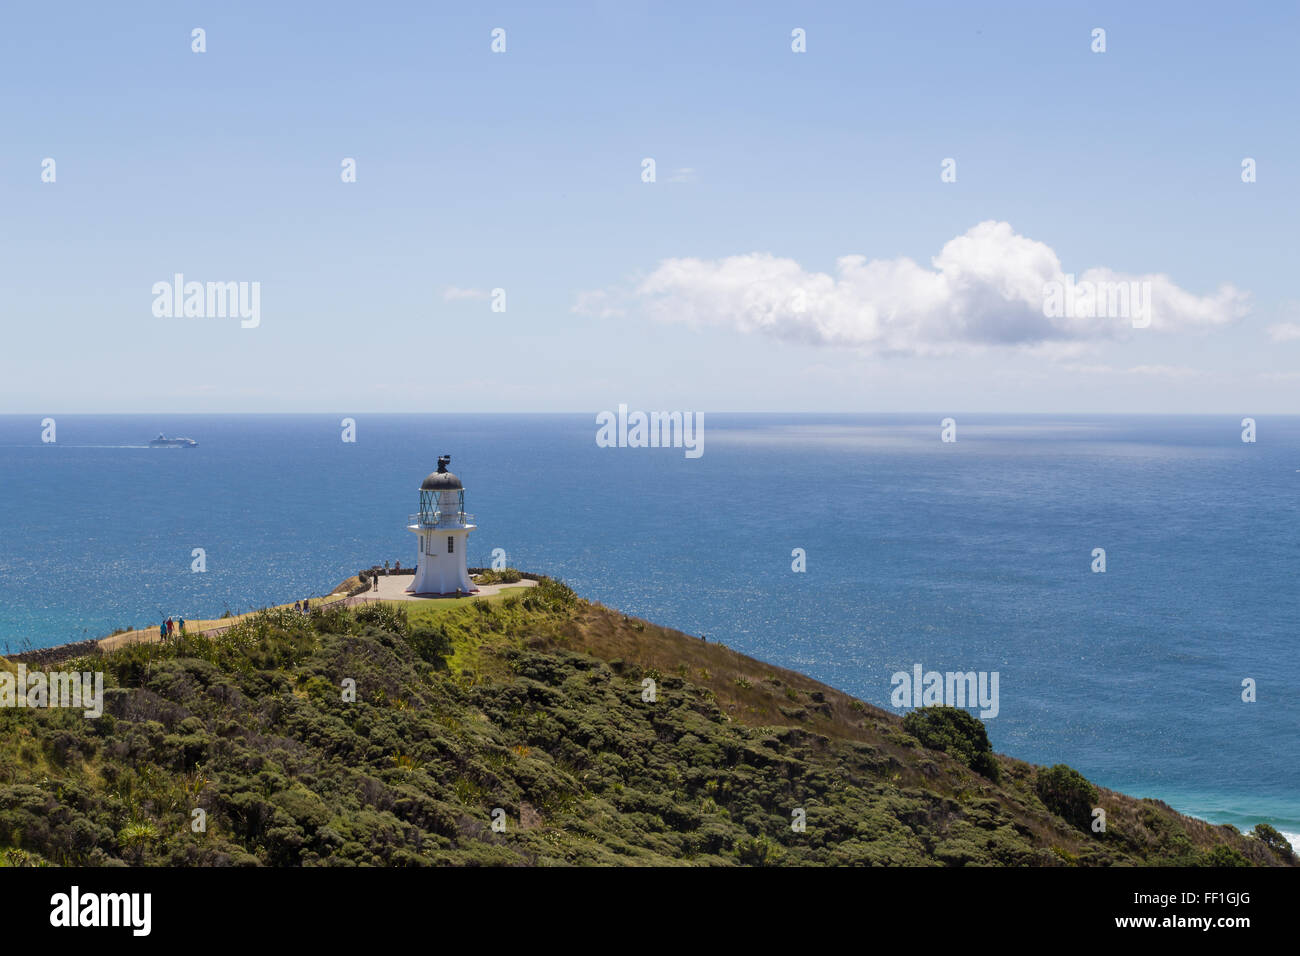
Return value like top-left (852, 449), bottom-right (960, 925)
top-left (447, 536), bottom-right (454, 554)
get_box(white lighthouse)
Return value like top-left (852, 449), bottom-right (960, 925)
top-left (407, 455), bottom-right (478, 595)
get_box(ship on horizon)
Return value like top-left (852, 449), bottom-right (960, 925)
top-left (148, 433), bottom-right (197, 448)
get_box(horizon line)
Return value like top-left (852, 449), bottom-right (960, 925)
top-left (1, 410), bottom-right (1297, 418)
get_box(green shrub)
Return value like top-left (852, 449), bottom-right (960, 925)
top-left (407, 625), bottom-right (453, 670)
top-left (1035, 764), bottom-right (1098, 831)
top-left (477, 568), bottom-right (523, 585)
top-left (902, 706), bottom-right (1000, 781)
top-left (522, 577), bottom-right (578, 613)
top-left (734, 834), bottom-right (785, 866)
top-left (1200, 845), bottom-right (1251, 867)
top-left (1252, 823), bottom-right (1295, 861)
top-left (354, 601), bottom-right (407, 637)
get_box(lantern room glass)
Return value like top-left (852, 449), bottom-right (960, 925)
top-left (418, 488), bottom-right (465, 527)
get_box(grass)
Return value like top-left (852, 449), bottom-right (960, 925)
top-left (401, 586), bottom-right (533, 623)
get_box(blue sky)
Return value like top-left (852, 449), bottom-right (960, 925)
top-left (1, 0), bottom-right (1296, 413)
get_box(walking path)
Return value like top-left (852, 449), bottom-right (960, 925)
top-left (84, 577), bottom-right (537, 656)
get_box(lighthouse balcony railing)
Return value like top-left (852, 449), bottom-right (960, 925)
top-left (409, 512), bottom-right (475, 529)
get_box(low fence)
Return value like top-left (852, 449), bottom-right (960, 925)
top-left (360, 567), bottom-right (543, 582)
top-left (7, 638), bottom-right (103, 665)
top-left (468, 567), bottom-right (545, 582)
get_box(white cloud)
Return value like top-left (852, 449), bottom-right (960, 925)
top-left (1266, 322), bottom-right (1300, 342)
top-left (571, 289), bottom-right (625, 318)
top-left (1122, 364), bottom-right (1204, 379)
top-left (442, 286), bottom-right (488, 301)
top-left (624, 221), bottom-right (1249, 356)
top-left (1063, 363), bottom-right (1213, 380)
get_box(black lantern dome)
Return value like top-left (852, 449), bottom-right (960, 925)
top-left (415, 455), bottom-right (468, 528)
top-left (421, 455), bottom-right (463, 491)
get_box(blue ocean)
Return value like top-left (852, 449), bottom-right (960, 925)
top-left (1, 413), bottom-right (1296, 841)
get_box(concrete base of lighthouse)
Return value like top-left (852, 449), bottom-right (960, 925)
top-left (408, 524), bottom-right (477, 595)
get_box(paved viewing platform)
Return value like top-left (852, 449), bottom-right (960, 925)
top-left (359, 573), bottom-right (536, 602)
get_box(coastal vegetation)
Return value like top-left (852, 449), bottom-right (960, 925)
top-left (474, 568), bottom-right (523, 585)
top-left (0, 579), bottom-right (1292, 867)
top-left (902, 706), bottom-right (999, 782)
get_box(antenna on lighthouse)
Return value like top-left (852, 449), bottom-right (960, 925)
top-left (437, 455), bottom-right (451, 473)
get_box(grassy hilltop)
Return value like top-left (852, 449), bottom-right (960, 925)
top-left (0, 578), bottom-right (1293, 867)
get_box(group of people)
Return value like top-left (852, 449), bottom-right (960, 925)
top-left (156, 601), bottom-right (314, 643)
top-left (159, 616), bottom-right (185, 641)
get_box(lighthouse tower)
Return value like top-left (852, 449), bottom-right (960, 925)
top-left (408, 455), bottom-right (478, 595)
